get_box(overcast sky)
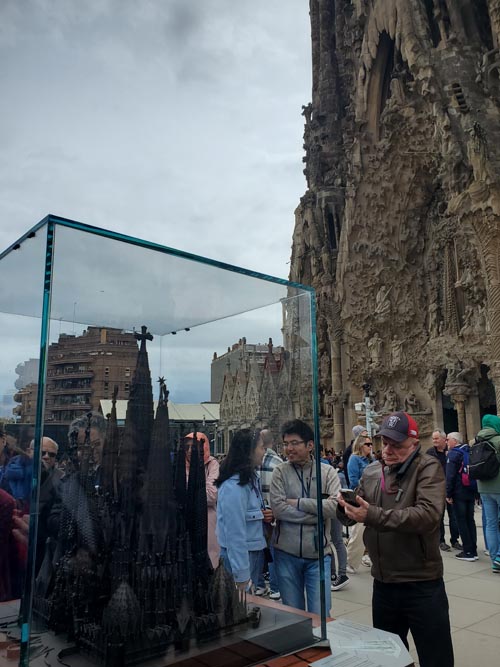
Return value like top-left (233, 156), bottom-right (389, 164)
top-left (0, 1), bottom-right (312, 410)
top-left (1, 0), bottom-right (311, 274)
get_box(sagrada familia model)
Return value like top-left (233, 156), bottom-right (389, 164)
top-left (33, 327), bottom-right (252, 666)
top-left (290, 1), bottom-right (500, 447)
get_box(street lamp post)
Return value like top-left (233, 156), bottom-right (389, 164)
top-left (362, 383), bottom-right (373, 437)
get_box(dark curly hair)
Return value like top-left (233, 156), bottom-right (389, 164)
top-left (215, 428), bottom-right (261, 487)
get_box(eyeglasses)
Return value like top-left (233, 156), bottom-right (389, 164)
top-left (42, 451), bottom-right (57, 458)
top-left (283, 439), bottom-right (305, 447)
top-left (363, 442), bottom-right (373, 446)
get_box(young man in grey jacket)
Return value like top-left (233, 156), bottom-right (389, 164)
top-left (270, 419), bottom-right (340, 615)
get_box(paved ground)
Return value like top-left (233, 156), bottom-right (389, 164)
top-left (329, 507), bottom-right (500, 666)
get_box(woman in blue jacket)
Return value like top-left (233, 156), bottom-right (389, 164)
top-left (347, 434), bottom-right (374, 490)
top-left (215, 429), bottom-right (271, 591)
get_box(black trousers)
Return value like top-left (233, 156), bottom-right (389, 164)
top-left (372, 578), bottom-right (454, 667)
top-left (440, 503), bottom-right (459, 544)
top-left (453, 497), bottom-right (477, 555)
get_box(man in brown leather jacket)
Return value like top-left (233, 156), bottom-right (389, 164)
top-left (338, 411), bottom-right (453, 667)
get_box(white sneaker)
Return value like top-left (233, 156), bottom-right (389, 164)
top-left (346, 565), bottom-right (357, 574)
top-left (254, 586), bottom-right (269, 596)
top-left (361, 555), bottom-right (372, 567)
top-left (268, 590), bottom-right (281, 600)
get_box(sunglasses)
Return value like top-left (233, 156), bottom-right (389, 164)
top-left (42, 451), bottom-right (57, 458)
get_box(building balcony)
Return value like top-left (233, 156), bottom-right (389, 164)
top-left (49, 356), bottom-right (91, 365)
top-left (50, 402), bottom-right (92, 410)
top-left (47, 370), bottom-right (94, 379)
top-left (47, 386), bottom-right (92, 395)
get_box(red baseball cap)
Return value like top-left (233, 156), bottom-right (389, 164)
top-left (378, 411), bottom-right (419, 442)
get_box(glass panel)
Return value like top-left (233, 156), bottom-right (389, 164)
top-left (49, 222), bottom-right (299, 335)
top-left (0, 225), bottom-right (47, 321)
top-left (0, 219), bottom-right (323, 667)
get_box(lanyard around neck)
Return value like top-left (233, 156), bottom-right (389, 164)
top-left (293, 463), bottom-right (313, 498)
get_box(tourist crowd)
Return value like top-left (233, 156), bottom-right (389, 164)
top-left (1, 410), bottom-right (500, 667)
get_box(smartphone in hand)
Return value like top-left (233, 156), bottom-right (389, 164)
top-left (340, 488), bottom-right (360, 507)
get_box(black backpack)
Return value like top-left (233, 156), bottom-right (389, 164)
top-left (469, 437), bottom-right (500, 481)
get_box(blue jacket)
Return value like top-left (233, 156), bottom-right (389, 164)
top-left (216, 473), bottom-right (266, 582)
top-left (347, 454), bottom-right (372, 490)
top-left (4, 455), bottom-right (33, 503)
top-left (0, 465), bottom-right (10, 492)
top-left (446, 445), bottom-right (476, 499)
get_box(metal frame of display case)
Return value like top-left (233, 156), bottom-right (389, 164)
top-left (0, 215), bottom-right (326, 667)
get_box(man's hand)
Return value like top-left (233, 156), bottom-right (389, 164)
top-left (262, 508), bottom-right (274, 524)
top-left (337, 492), bottom-right (369, 523)
top-left (446, 497), bottom-right (453, 505)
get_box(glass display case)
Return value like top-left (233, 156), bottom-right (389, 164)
top-left (0, 215), bottom-right (326, 667)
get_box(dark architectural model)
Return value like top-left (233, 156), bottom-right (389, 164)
top-left (33, 326), bottom-right (251, 666)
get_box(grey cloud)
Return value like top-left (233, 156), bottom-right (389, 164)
top-left (163, 2), bottom-right (201, 48)
top-left (1, 0), bottom-right (310, 284)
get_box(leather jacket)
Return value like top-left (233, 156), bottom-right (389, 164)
top-left (358, 450), bottom-right (445, 583)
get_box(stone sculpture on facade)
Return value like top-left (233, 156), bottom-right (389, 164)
top-left (368, 333), bottom-right (384, 367)
top-left (382, 386), bottom-right (399, 413)
top-left (404, 391), bottom-right (421, 415)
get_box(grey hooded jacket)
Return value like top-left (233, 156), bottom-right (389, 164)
top-left (270, 458), bottom-right (340, 559)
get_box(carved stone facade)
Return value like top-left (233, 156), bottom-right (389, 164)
top-left (290, 1), bottom-right (500, 448)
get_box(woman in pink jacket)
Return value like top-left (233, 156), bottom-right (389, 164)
top-left (184, 432), bottom-right (220, 568)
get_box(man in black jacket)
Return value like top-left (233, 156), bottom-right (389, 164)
top-left (428, 429), bottom-right (460, 551)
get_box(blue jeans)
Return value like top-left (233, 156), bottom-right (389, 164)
top-left (274, 549), bottom-right (331, 615)
top-left (481, 493), bottom-right (500, 563)
top-left (220, 547), bottom-right (264, 588)
top-left (257, 547), bottom-right (280, 592)
top-left (481, 501), bottom-right (488, 550)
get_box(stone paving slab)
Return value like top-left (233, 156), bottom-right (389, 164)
top-left (466, 611), bottom-right (500, 638)
top-left (447, 594), bottom-right (500, 629)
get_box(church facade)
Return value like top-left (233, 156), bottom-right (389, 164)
top-left (290, 1), bottom-right (500, 448)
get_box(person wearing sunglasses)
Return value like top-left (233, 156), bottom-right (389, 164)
top-left (36, 437), bottom-right (63, 574)
top-left (40, 437), bottom-right (59, 470)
